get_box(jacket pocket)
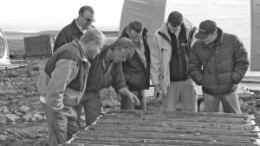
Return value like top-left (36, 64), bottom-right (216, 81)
top-left (185, 78), bottom-right (196, 87)
top-left (231, 72), bottom-right (242, 84)
top-left (63, 88), bottom-right (81, 106)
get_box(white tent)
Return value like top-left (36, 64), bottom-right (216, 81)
top-left (0, 29), bottom-right (27, 70)
top-left (119, 0), bottom-right (260, 72)
top-left (0, 28), bottom-right (10, 65)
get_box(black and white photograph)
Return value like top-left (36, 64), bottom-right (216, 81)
top-left (0, 0), bottom-right (260, 145)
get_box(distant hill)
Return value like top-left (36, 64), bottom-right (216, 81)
top-left (4, 31), bottom-right (39, 40)
top-left (3, 30), bottom-right (119, 40)
top-left (38, 30), bottom-right (119, 36)
top-left (37, 30), bottom-right (59, 36)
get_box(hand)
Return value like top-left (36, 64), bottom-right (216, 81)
top-left (63, 106), bottom-right (71, 113)
top-left (128, 92), bottom-right (140, 106)
top-left (154, 85), bottom-right (163, 99)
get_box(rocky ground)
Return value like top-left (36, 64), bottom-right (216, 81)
top-left (0, 58), bottom-right (48, 146)
top-left (0, 58), bottom-right (260, 146)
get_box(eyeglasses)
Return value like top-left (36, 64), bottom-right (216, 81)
top-left (82, 16), bottom-right (95, 23)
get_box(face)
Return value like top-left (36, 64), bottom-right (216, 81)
top-left (168, 23), bottom-right (181, 33)
top-left (79, 10), bottom-right (95, 30)
top-left (111, 48), bottom-right (131, 63)
top-left (128, 29), bottom-right (142, 45)
top-left (84, 42), bottom-right (101, 59)
top-left (200, 33), bottom-right (215, 45)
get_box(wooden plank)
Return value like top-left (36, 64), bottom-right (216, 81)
top-left (67, 110), bottom-right (258, 145)
top-left (92, 123), bottom-right (255, 133)
top-left (107, 110), bottom-right (250, 119)
top-left (0, 63), bottom-right (27, 70)
top-left (73, 132), bottom-right (254, 145)
top-left (101, 114), bottom-right (251, 123)
top-left (70, 138), bottom-right (242, 146)
top-left (96, 119), bottom-right (254, 129)
top-left (86, 125), bottom-right (257, 137)
top-left (77, 129), bottom-right (256, 141)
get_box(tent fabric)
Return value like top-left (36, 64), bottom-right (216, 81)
top-left (120, 0), bottom-right (259, 71)
top-left (0, 28), bottom-right (10, 64)
top-left (119, 0), bottom-right (166, 43)
top-left (251, 0), bottom-right (260, 71)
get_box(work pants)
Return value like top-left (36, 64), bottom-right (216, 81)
top-left (160, 78), bottom-right (197, 112)
top-left (79, 92), bottom-right (101, 127)
top-left (203, 91), bottom-right (241, 113)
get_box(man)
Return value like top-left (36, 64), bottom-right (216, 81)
top-left (188, 20), bottom-right (249, 113)
top-left (150, 11), bottom-right (197, 112)
top-left (79, 37), bottom-right (140, 127)
top-left (37, 28), bottom-right (105, 146)
top-left (53, 5), bottom-right (95, 52)
top-left (119, 21), bottom-right (150, 110)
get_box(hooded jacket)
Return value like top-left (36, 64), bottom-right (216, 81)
top-left (150, 19), bottom-right (196, 95)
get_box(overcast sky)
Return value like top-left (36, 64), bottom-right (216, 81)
top-left (0, 0), bottom-right (124, 32)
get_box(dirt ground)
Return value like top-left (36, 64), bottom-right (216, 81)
top-left (1, 33), bottom-right (260, 146)
top-left (1, 57), bottom-right (260, 146)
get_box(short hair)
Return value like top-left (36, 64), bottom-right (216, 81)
top-left (128, 21), bottom-right (143, 33)
top-left (110, 37), bottom-right (135, 58)
top-left (79, 5), bottom-right (94, 15)
top-left (80, 28), bottom-right (106, 48)
top-left (167, 11), bottom-right (183, 27)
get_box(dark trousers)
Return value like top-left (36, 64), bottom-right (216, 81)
top-left (77, 92), bottom-right (102, 127)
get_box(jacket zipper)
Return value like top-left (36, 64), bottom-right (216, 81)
top-left (177, 38), bottom-right (182, 79)
top-left (214, 49), bottom-right (220, 95)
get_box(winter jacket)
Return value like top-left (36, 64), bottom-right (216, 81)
top-left (188, 28), bottom-right (249, 96)
top-left (150, 19), bottom-right (196, 94)
top-left (37, 40), bottom-right (91, 110)
top-left (120, 27), bottom-right (151, 91)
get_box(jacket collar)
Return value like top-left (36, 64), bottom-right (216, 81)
top-left (100, 45), bottom-right (110, 60)
top-left (72, 40), bottom-right (89, 63)
top-left (206, 27), bottom-right (224, 47)
top-left (71, 19), bottom-right (83, 35)
top-left (158, 18), bottom-right (194, 40)
top-left (214, 28), bottom-right (224, 45)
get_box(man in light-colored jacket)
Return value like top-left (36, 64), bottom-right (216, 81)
top-left (37, 28), bottom-right (105, 146)
top-left (150, 11), bottom-right (197, 112)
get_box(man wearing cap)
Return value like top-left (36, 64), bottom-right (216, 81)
top-left (150, 11), bottom-right (197, 112)
top-left (188, 20), bottom-right (249, 113)
top-left (53, 5), bottom-right (95, 52)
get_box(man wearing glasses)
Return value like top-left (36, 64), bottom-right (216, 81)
top-left (53, 5), bottom-right (95, 52)
top-left (150, 11), bottom-right (197, 112)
